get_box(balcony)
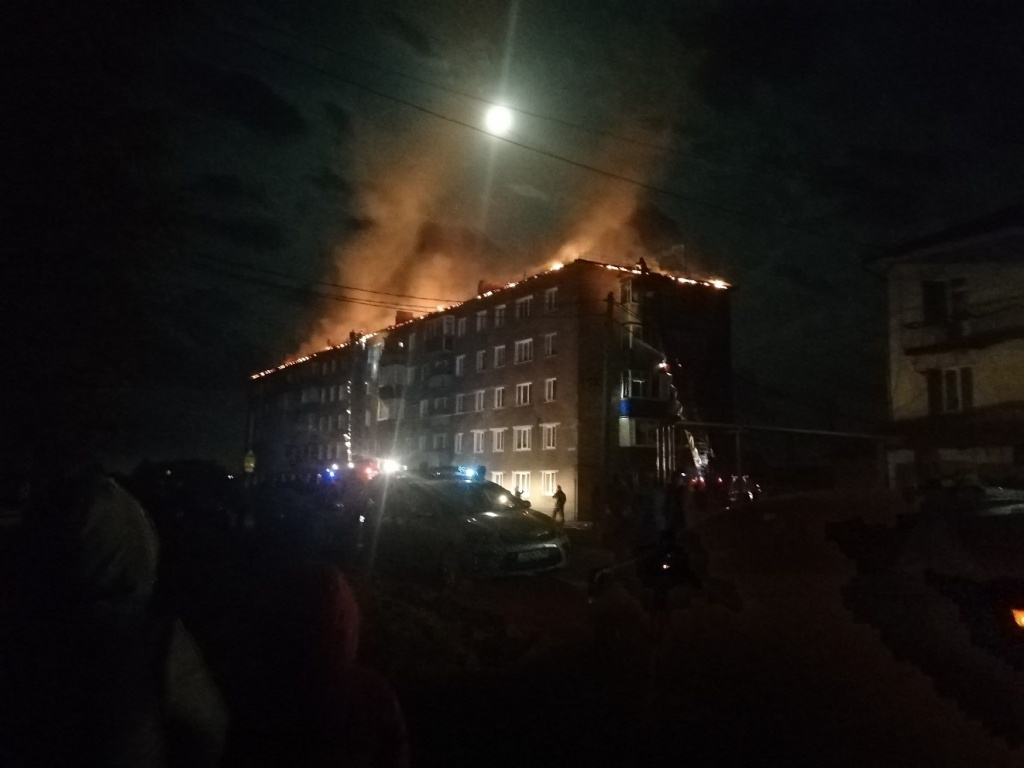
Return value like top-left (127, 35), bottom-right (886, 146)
top-left (902, 305), bottom-right (1024, 354)
top-left (617, 398), bottom-right (674, 419)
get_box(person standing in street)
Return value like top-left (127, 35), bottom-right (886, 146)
top-left (551, 485), bottom-right (567, 525)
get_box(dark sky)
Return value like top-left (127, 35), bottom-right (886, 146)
top-left (3, 0), bottom-right (1023, 471)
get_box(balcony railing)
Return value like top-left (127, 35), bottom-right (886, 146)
top-left (902, 304), bottom-right (1024, 353)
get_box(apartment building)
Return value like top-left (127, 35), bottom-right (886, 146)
top-left (249, 258), bottom-right (732, 522)
top-left (873, 209), bottom-right (1024, 489)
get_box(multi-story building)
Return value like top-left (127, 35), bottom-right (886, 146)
top-left (249, 257), bottom-right (732, 521)
top-left (873, 209), bottom-right (1024, 490)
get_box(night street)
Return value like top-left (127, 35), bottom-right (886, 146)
top-left (383, 493), bottom-right (1024, 767)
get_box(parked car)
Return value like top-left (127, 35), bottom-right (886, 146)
top-left (351, 473), bottom-right (569, 584)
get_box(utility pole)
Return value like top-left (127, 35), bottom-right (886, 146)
top-left (599, 292), bottom-right (614, 518)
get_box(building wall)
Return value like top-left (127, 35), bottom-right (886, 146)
top-left (249, 259), bottom-right (732, 521)
top-left (883, 225), bottom-right (1024, 487)
top-left (888, 260), bottom-right (1024, 422)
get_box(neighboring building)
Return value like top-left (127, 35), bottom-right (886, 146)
top-left (249, 257), bottom-right (732, 521)
top-left (872, 209), bottom-right (1024, 490)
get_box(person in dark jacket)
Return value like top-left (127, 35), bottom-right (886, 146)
top-left (227, 564), bottom-right (409, 768)
top-left (0, 470), bottom-right (227, 767)
top-left (551, 485), bottom-right (567, 525)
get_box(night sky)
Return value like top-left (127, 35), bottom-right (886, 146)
top-left (4, 0), bottom-right (1023, 471)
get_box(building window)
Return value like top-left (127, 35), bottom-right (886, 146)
top-left (541, 470), bottom-right (558, 497)
top-left (472, 430), bottom-right (485, 453)
top-left (457, 317), bottom-right (468, 337)
top-left (474, 390), bottom-right (486, 412)
top-left (544, 287), bottom-right (558, 313)
top-left (515, 382), bottom-right (532, 406)
top-left (455, 393), bottom-right (466, 414)
top-left (409, 332), bottom-right (417, 352)
top-left (544, 378), bottom-right (557, 402)
top-left (514, 338), bottom-right (534, 364)
top-left (620, 279), bottom-right (636, 305)
top-left (495, 305), bottom-right (506, 327)
top-left (455, 355), bottom-right (466, 376)
top-left (336, 414), bottom-right (344, 429)
top-left (513, 471), bottom-right (531, 497)
top-left (622, 370), bottom-right (654, 399)
top-left (418, 435), bottom-right (427, 452)
top-left (492, 428), bottom-right (506, 452)
top-left (454, 433), bottom-right (464, 453)
top-left (420, 399), bottom-right (429, 418)
top-left (491, 471), bottom-right (505, 487)
top-left (377, 401), bottom-right (390, 421)
top-left (494, 386), bottom-right (506, 409)
top-left (432, 433), bottom-right (446, 450)
top-left (318, 444), bottom-right (324, 460)
top-left (420, 364), bottom-right (428, 382)
top-left (433, 396), bottom-right (447, 414)
top-left (513, 426), bottom-right (532, 451)
top-left (406, 367), bottom-right (416, 385)
top-left (476, 350), bottom-right (486, 372)
top-left (922, 278), bottom-right (968, 325)
top-left (476, 310), bottom-right (488, 332)
top-left (541, 423), bottom-right (558, 450)
top-left (543, 332), bottom-right (557, 357)
top-left (926, 367), bottom-right (973, 414)
top-left (443, 315), bottom-right (455, 336)
top-left (494, 345), bottom-right (507, 367)
top-left (515, 296), bottom-right (533, 319)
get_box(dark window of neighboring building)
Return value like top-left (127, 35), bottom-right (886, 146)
top-left (926, 367), bottom-right (973, 414)
top-left (922, 278), bottom-right (968, 325)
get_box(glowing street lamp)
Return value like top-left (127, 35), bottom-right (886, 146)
top-left (484, 104), bottom-right (513, 135)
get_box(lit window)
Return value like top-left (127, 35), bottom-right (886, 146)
top-left (455, 355), bottom-right (466, 376)
top-left (541, 423), bottom-right (557, 450)
top-left (494, 345), bottom-right (506, 368)
top-left (544, 287), bottom-right (558, 313)
top-left (476, 310), bottom-right (488, 332)
top-left (514, 339), bottom-right (534, 364)
top-left (474, 390), bottom-right (486, 412)
top-left (454, 433), bottom-right (464, 453)
top-left (515, 382), bottom-right (532, 406)
top-left (491, 471), bottom-right (505, 487)
top-left (515, 296), bottom-right (533, 319)
top-left (472, 430), bottom-right (485, 453)
top-left (513, 426), bottom-right (532, 451)
top-left (513, 471), bottom-right (531, 497)
top-left (492, 428), bottom-right (506, 452)
top-left (544, 378), bottom-right (556, 402)
top-left (494, 386), bottom-right (506, 409)
top-left (476, 350), bottom-right (486, 372)
top-left (541, 470), bottom-right (557, 497)
top-left (495, 305), bottom-right (506, 327)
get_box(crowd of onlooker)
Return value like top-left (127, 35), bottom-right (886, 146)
top-left (0, 466), bottom-right (409, 767)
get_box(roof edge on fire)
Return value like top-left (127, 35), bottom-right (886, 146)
top-left (250, 257), bottom-right (730, 379)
